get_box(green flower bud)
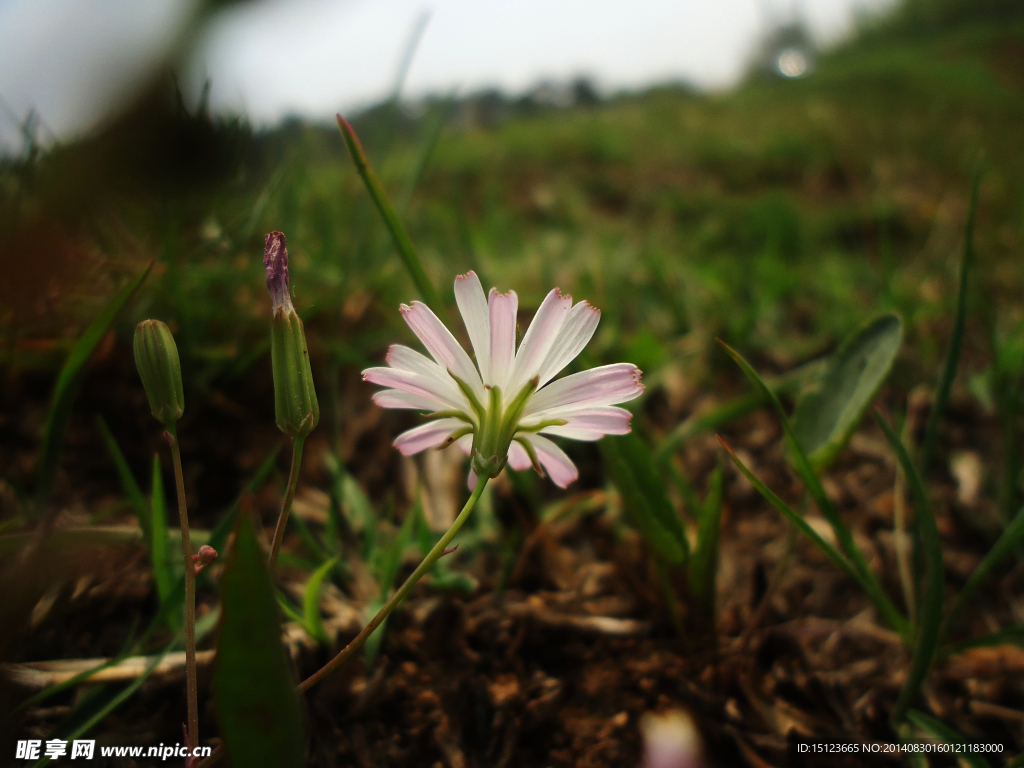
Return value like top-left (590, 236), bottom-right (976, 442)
top-left (134, 319), bottom-right (184, 427)
top-left (266, 231), bottom-right (319, 437)
top-left (271, 307), bottom-right (319, 437)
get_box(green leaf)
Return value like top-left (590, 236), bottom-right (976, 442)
top-left (720, 340), bottom-right (909, 637)
top-left (380, 504), bottom-right (419, 591)
top-left (38, 263), bottom-right (151, 503)
top-left (336, 115), bottom-right (443, 314)
top-left (717, 436), bottom-right (865, 591)
top-left (602, 432), bottom-right (688, 566)
top-left (906, 710), bottom-right (992, 768)
top-left (920, 170), bottom-right (981, 475)
top-left (96, 416), bottom-right (151, 542)
top-left (400, 96), bottom-right (455, 213)
top-left (214, 510), bottom-right (305, 768)
top-left (791, 313), bottom-right (903, 471)
top-left (875, 411), bottom-right (944, 726)
top-left (944, 503), bottom-right (1024, 640)
top-left (149, 454), bottom-right (174, 607)
top-left (689, 458), bottom-right (724, 616)
top-left (365, 504), bottom-right (420, 665)
top-left (654, 358), bottom-right (822, 463)
top-left (946, 625), bottom-right (1024, 655)
top-left (14, 616), bottom-right (141, 715)
top-left (205, 446), bottom-right (281, 558)
top-left (362, 595), bottom-right (389, 667)
top-left (303, 557), bottom-right (339, 645)
top-left (30, 646), bottom-right (171, 768)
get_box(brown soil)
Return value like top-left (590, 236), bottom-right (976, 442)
top-left (3, 351), bottom-right (1023, 768)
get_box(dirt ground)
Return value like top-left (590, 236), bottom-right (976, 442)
top-left (3, 350), bottom-right (1024, 768)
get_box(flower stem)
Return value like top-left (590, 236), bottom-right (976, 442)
top-left (166, 430), bottom-right (198, 753)
top-left (269, 437), bottom-right (304, 568)
top-left (298, 477), bottom-right (489, 693)
top-left (196, 476), bottom-right (490, 768)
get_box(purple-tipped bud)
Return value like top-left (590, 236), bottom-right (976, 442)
top-left (192, 544), bottom-right (219, 575)
top-left (264, 231), bottom-right (293, 311)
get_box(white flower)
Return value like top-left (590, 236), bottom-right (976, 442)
top-left (363, 272), bottom-right (644, 488)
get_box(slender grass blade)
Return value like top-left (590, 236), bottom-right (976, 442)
top-left (720, 340), bottom-right (908, 636)
top-left (336, 115), bottom-right (442, 313)
top-left (303, 557), bottom-right (339, 645)
top-left (37, 263), bottom-right (151, 503)
top-left (150, 454), bottom-right (173, 605)
top-left (688, 458), bottom-right (724, 617)
top-left (944, 503), bottom-right (1024, 640)
top-left (906, 710), bottom-right (992, 768)
top-left (96, 416), bottom-right (150, 543)
top-left (602, 433), bottom-right (688, 566)
top-left (875, 410), bottom-right (944, 725)
top-left (920, 170), bottom-right (982, 474)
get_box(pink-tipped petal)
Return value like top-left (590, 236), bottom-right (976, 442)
top-left (363, 367), bottom-right (463, 409)
top-left (488, 288), bottom-right (518, 390)
top-left (454, 272), bottom-right (491, 383)
top-left (386, 344), bottom-right (444, 376)
top-left (454, 433), bottom-right (474, 455)
top-left (394, 418), bottom-right (466, 455)
top-left (522, 434), bottom-right (579, 488)
top-left (508, 288), bottom-right (572, 393)
top-left (531, 405), bottom-right (633, 441)
top-left (525, 363), bottom-right (644, 415)
top-left (536, 301), bottom-right (601, 386)
top-left (400, 301), bottom-right (485, 399)
top-left (372, 389), bottom-right (447, 412)
top-left (507, 440), bottom-right (532, 471)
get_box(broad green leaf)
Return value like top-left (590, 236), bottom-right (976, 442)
top-left (920, 170), bottom-right (981, 474)
top-left (38, 263), bottom-right (151, 503)
top-left (337, 115), bottom-right (442, 313)
top-left (214, 510), bottom-right (304, 768)
top-left (149, 454), bottom-right (174, 608)
top-left (303, 557), bottom-right (339, 645)
top-left (875, 411), bottom-right (944, 726)
top-left (602, 433), bottom-right (688, 566)
top-left (96, 416), bottom-right (151, 542)
top-left (906, 710), bottom-right (992, 768)
top-left (720, 340), bottom-right (909, 638)
top-left (792, 313), bottom-right (903, 471)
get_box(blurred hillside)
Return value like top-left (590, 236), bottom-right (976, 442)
top-left (1, 0), bottom-right (1023, 434)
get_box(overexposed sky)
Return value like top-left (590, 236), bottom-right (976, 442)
top-left (0, 0), bottom-right (894, 150)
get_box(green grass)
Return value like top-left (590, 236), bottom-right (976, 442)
top-left (5, 21), bottom-right (1023, 406)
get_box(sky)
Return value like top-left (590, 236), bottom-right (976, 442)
top-left (0, 0), bottom-right (894, 151)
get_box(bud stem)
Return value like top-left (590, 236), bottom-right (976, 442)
top-left (165, 429), bottom-right (199, 755)
top-left (297, 476), bottom-right (489, 693)
top-left (269, 436), bottom-right (305, 568)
